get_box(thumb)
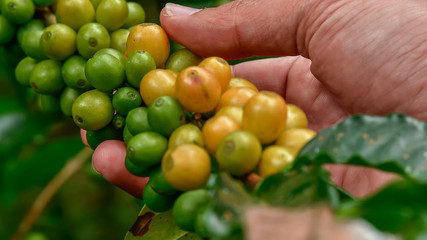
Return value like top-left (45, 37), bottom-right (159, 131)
top-left (160, 0), bottom-right (309, 59)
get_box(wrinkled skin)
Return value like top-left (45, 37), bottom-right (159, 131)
top-left (85, 0), bottom-right (427, 198)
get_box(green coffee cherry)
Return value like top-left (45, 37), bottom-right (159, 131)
top-left (21, 29), bottom-right (47, 61)
top-left (30, 59), bottom-right (64, 94)
top-left (122, 125), bottom-right (133, 145)
top-left (60, 87), bottom-right (82, 117)
top-left (94, 47), bottom-right (126, 67)
top-left (112, 114), bottom-right (125, 130)
top-left (17, 19), bottom-right (44, 46)
top-left (124, 156), bottom-right (151, 177)
top-left (86, 122), bottom-right (123, 150)
top-left (125, 107), bottom-right (151, 135)
top-left (143, 184), bottom-right (178, 213)
top-left (173, 189), bottom-right (210, 232)
top-left (0, 15), bottom-right (15, 44)
top-left (95, 0), bottom-right (128, 32)
top-left (1, 0), bottom-right (35, 24)
top-left (147, 96), bottom-right (185, 137)
top-left (85, 52), bottom-right (125, 93)
top-left (62, 55), bottom-right (93, 91)
top-left (15, 56), bottom-right (37, 87)
top-left (126, 131), bottom-right (167, 167)
top-left (110, 29), bottom-right (129, 54)
top-left (72, 89), bottom-right (114, 131)
top-left (165, 48), bottom-right (202, 72)
top-left (76, 22), bottom-right (110, 59)
top-left (40, 24), bottom-right (77, 61)
top-left (39, 94), bottom-right (61, 114)
top-left (149, 167), bottom-right (178, 196)
top-left (122, 2), bottom-right (145, 28)
top-left (112, 87), bottom-right (142, 115)
top-left (125, 50), bottom-right (156, 88)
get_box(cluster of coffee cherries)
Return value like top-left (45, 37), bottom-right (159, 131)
top-left (3, 0), bottom-right (316, 235)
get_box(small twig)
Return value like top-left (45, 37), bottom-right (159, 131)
top-left (11, 147), bottom-right (93, 240)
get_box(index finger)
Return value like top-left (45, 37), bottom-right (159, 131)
top-left (160, 0), bottom-right (307, 59)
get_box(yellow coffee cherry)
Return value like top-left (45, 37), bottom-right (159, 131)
top-left (275, 128), bottom-right (316, 155)
top-left (127, 23), bottom-right (170, 68)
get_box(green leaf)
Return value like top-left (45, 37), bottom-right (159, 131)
top-left (0, 111), bottom-right (58, 158)
top-left (124, 206), bottom-right (203, 240)
top-left (337, 179), bottom-right (427, 239)
top-left (127, 173), bottom-right (255, 240)
top-left (0, 112), bottom-right (27, 154)
top-left (194, 172), bottom-right (255, 240)
top-left (0, 99), bottom-right (24, 114)
top-left (256, 166), bottom-right (353, 208)
top-left (295, 114), bottom-right (427, 182)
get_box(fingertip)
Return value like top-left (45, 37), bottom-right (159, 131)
top-left (92, 140), bottom-right (148, 198)
top-left (160, 3), bottom-right (243, 58)
top-left (80, 129), bottom-right (89, 147)
top-left (160, 0), bottom-right (301, 59)
top-left (92, 140), bottom-right (126, 174)
top-left (162, 3), bottom-right (200, 17)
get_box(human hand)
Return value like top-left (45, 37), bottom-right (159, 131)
top-left (81, 130), bottom-right (148, 198)
top-left (90, 0), bottom-right (427, 198)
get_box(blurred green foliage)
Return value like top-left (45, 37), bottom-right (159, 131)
top-left (0, 39), bottom-right (143, 240)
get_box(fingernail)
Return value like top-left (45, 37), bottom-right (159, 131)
top-left (164, 3), bottom-right (200, 17)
